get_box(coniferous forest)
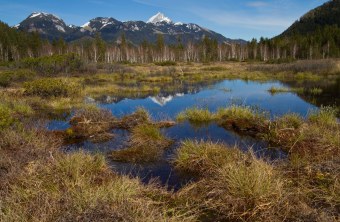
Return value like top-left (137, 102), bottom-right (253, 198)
top-left (1, 20), bottom-right (340, 64)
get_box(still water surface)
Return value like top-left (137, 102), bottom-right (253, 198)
top-left (49, 79), bottom-right (326, 189)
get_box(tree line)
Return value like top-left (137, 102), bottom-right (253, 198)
top-left (1, 20), bottom-right (340, 64)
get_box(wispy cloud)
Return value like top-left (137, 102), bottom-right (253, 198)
top-left (189, 7), bottom-right (294, 31)
top-left (133, 0), bottom-right (164, 8)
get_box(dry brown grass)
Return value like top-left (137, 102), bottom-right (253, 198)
top-left (262, 107), bottom-right (340, 160)
top-left (63, 106), bottom-right (117, 143)
top-left (248, 59), bottom-right (340, 74)
top-left (117, 108), bottom-right (151, 130)
top-left (173, 140), bottom-right (285, 221)
top-left (1, 152), bottom-right (198, 222)
top-left (173, 140), bottom-right (241, 176)
top-left (173, 139), bottom-right (340, 221)
top-left (0, 125), bottom-right (62, 197)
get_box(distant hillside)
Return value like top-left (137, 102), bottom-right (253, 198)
top-left (280, 0), bottom-right (340, 37)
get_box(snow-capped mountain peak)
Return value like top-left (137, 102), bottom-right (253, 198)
top-left (16, 12), bottom-right (243, 45)
top-left (81, 17), bottom-right (119, 31)
top-left (147, 12), bottom-right (172, 24)
top-left (28, 12), bottom-right (60, 20)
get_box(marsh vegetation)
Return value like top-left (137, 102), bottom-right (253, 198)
top-left (0, 60), bottom-right (339, 221)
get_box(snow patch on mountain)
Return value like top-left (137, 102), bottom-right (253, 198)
top-left (81, 22), bottom-right (90, 28)
top-left (147, 12), bottom-right (172, 24)
top-left (55, 25), bottom-right (65, 32)
top-left (186, 24), bottom-right (201, 32)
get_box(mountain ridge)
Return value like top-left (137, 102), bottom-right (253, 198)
top-left (15, 12), bottom-right (246, 45)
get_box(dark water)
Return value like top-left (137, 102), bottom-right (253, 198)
top-left (48, 79), bottom-right (337, 190)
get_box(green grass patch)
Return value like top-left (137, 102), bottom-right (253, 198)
top-left (0, 100), bottom-right (33, 130)
top-left (268, 86), bottom-right (304, 94)
top-left (308, 106), bottom-right (338, 128)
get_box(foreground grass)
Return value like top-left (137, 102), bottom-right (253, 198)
top-left (1, 151), bottom-right (197, 221)
top-left (173, 140), bottom-right (285, 221)
top-left (173, 140), bottom-right (339, 221)
top-left (0, 61), bottom-right (339, 221)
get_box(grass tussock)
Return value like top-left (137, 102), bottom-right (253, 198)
top-left (110, 124), bottom-right (173, 163)
top-left (174, 140), bottom-right (285, 221)
top-left (268, 86), bottom-right (304, 94)
top-left (263, 107), bottom-right (339, 160)
top-left (1, 152), bottom-right (197, 222)
top-left (176, 107), bottom-right (214, 124)
top-left (173, 140), bottom-right (242, 176)
top-left (216, 105), bottom-right (268, 135)
top-left (118, 108), bottom-right (151, 130)
top-left (61, 107), bottom-right (175, 144)
top-left (65, 106), bottom-right (116, 143)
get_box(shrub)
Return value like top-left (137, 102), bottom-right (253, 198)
top-left (24, 78), bottom-right (81, 98)
top-left (21, 54), bottom-right (83, 75)
top-left (0, 101), bottom-right (33, 130)
top-left (0, 104), bottom-right (14, 129)
top-left (104, 63), bottom-right (135, 75)
top-left (154, 61), bottom-right (177, 66)
top-left (201, 66), bottom-right (227, 71)
top-left (0, 69), bottom-right (36, 87)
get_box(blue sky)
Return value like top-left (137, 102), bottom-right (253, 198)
top-left (0, 0), bottom-right (329, 40)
